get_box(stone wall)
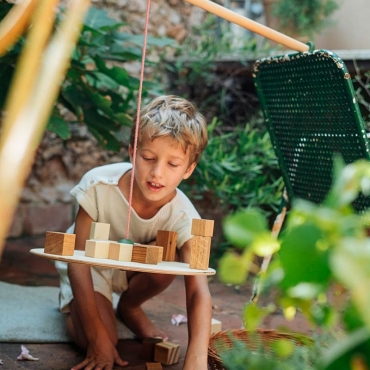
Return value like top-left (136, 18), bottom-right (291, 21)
top-left (7, 0), bottom-right (207, 238)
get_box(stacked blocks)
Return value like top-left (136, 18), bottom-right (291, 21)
top-left (108, 241), bottom-right (133, 261)
top-left (85, 222), bottom-right (111, 258)
top-left (189, 219), bottom-right (214, 270)
top-left (44, 231), bottom-right (76, 256)
top-left (156, 230), bottom-right (177, 261)
top-left (154, 341), bottom-right (180, 365)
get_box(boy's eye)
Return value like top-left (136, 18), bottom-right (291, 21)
top-left (142, 156), bottom-right (154, 161)
top-left (169, 163), bottom-right (179, 167)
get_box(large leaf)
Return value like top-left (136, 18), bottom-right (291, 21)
top-left (83, 7), bottom-right (125, 31)
top-left (47, 115), bottom-right (71, 140)
top-left (94, 56), bottom-right (130, 87)
top-left (279, 223), bottom-right (331, 290)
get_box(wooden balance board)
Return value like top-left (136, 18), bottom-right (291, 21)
top-left (30, 248), bottom-right (216, 276)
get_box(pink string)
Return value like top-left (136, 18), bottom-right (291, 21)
top-left (125, 0), bottom-right (151, 239)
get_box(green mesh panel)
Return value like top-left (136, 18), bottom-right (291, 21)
top-left (253, 50), bottom-right (370, 212)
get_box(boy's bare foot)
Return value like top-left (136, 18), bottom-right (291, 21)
top-left (118, 304), bottom-right (168, 341)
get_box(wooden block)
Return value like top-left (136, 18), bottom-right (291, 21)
top-left (146, 363), bottom-right (162, 370)
top-left (191, 219), bottom-right (214, 237)
top-left (156, 230), bottom-right (177, 261)
top-left (154, 341), bottom-right (180, 365)
top-left (85, 240), bottom-right (110, 258)
top-left (132, 244), bottom-right (163, 264)
top-left (140, 338), bottom-right (163, 361)
top-left (108, 242), bottom-right (133, 261)
top-left (189, 235), bottom-right (211, 270)
top-left (89, 222), bottom-right (110, 240)
top-left (211, 318), bottom-right (222, 334)
top-left (44, 231), bottom-right (75, 256)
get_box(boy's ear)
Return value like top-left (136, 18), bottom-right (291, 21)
top-left (183, 162), bottom-right (197, 180)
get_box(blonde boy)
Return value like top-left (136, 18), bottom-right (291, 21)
top-left (56, 95), bottom-right (211, 370)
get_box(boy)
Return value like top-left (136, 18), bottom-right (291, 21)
top-left (55, 95), bottom-right (212, 370)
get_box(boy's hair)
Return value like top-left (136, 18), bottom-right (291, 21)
top-left (130, 95), bottom-right (208, 164)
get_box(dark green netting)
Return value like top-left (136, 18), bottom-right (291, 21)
top-left (253, 49), bottom-right (370, 213)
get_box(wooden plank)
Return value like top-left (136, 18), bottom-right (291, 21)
top-left (156, 230), bottom-right (177, 261)
top-left (132, 244), bottom-right (163, 265)
top-left (89, 222), bottom-right (110, 240)
top-left (154, 341), bottom-right (180, 365)
top-left (191, 219), bottom-right (214, 237)
top-left (141, 338), bottom-right (163, 361)
top-left (85, 240), bottom-right (110, 259)
top-left (146, 363), bottom-right (163, 370)
top-left (108, 242), bottom-right (133, 261)
top-left (44, 231), bottom-right (75, 256)
top-left (30, 249), bottom-right (216, 276)
top-left (189, 235), bottom-right (211, 270)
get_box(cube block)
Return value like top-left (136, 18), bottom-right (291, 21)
top-left (140, 337), bottom-right (163, 361)
top-left (154, 341), bottom-right (180, 365)
top-left (189, 235), bottom-right (211, 270)
top-left (191, 219), bottom-right (214, 237)
top-left (85, 240), bottom-right (110, 258)
top-left (132, 245), bottom-right (163, 264)
top-left (89, 222), bottom-right (110, 240)
top-left (156, 230), bottom-right (177, 261)
top-left (211, 318), bottom-right (222, 334)
top-left (44, 231), bottom-right (75, 256)
top-left (108, 242), bottom-right (133, 261)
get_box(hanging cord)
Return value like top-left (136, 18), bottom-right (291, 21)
top-left (125, 0), bottom-right (151, 239)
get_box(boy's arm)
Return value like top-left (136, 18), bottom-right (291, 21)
top-left (180, 239), bottom-right (212, 370)
top-left (68, 207), bottom-right (125, 370)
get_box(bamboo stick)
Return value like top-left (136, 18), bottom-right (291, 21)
top-left (0, 0), bottom-right (91, 260)
top-left (184, 0), bottom-right (309, 52)
top-left (0, 0), bottom-right (38, 57)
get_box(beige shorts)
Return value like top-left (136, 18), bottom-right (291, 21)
top-left (55, 261), bottom-right (129, 313)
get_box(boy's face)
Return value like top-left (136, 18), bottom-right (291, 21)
top-left (129, 134), bottom-right (196, 206)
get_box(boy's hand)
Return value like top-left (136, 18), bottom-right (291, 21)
top-left (71, 333), bottom-right (128, 370)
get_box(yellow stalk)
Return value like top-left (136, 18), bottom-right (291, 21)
top-left (2, 0), bottom-right (60, 145)
top-left (0, 0), bottom-right (38, 57)
top-left (0, 0), bottom-right (91, 260)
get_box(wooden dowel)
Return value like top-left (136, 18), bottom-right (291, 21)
top-left (184, 0), bottom-right (309, 52)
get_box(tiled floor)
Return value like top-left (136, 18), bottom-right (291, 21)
top-left (0, 236), bottom-right (248, 370)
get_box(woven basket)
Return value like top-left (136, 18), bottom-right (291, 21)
top-left (208, 329), bottom-right (307, 370)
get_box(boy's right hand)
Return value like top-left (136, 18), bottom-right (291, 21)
top-left (71, 334), bottom-right (128, 370)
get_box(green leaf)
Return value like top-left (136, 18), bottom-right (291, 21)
top-left (83, 7), bottom-right (125, 31)
top-left (279, 223), bottom-right (331, 290)
top-left (93, 57), bottom-right (130, 87)
top-left (243, 302), bottom-right (275, 331)
top-left (46, 115), bottom-right (71, 140)
top-left (250, 232), bottom-right (280, 257)
top-left (223, 209), bottom-right (268, 249)
top-left (218, 251), bottom-right (250, 285)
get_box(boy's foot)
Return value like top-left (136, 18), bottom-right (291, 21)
top-left (119, 304), bottom-right (168, 341)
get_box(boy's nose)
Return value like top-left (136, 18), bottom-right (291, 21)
top-left (151, 162), bottom-right (164, 177)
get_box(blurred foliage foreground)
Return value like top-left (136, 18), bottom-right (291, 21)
top-left (218, 157), bottom-right (370, 370)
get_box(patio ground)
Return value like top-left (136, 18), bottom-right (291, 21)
top-left (0, 236), bottom-right (311, 369)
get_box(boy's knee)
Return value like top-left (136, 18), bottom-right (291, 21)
top-left (151, 273), bottom-right (175, 287)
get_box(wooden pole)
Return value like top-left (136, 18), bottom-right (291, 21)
top-left (184, 0), bottom-right (309, 52)
top-left (0, 0), bottom-right (91, 261)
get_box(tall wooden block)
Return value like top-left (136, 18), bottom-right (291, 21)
top-left (108, 242), bottom-right (133, 261)
top-left (189, 235), bottom-right (211, 270)
top-left (85, 240), bottom-right (110, 258)
top-left (156, 230), bottom-right (177, 261)
top-left (89, 222), bottom-right (110, 240)
top-left (211, 318), bottom-right (222, 334)
top-left (146, 363), bottom-right (162, 370)
top-left (140, 338), bottom-right (163, 361)
top-left (44, 231), bottom-right (75, 256)
top-left (191, 219), bottom-right (214, 237)
top-left (154, 341), bottom-right (180, 365)
top-left (132, 245), bottom-right (163, 264)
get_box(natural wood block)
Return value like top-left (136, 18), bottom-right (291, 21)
top-left (132, 245), bottom-right (163, 264)
top-left (154, 341), bottom-right (180, 365)
top-left (189, 235), bottom-right (211, 270)
top-left (89, 222), bottom-right (110, 240)
top-left (146, 363), bottom-right (162, 370)
top-left (140, 338), bottom-right (163, 361)
top-left (191, 219), bottom-right (214, 237)
top-left (156, 230), bottom-right (177, 261)
top-left (211, 318), bottom-right (222, 334)
top-left (44, 231), bottom-right (75, 256)
top-left (108, 242), bottom-right (133, 261)
top-left (85, 240), bottom-right (110, 258)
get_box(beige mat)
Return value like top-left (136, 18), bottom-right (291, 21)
top-left (0, 282), bottom-right (132, 343)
